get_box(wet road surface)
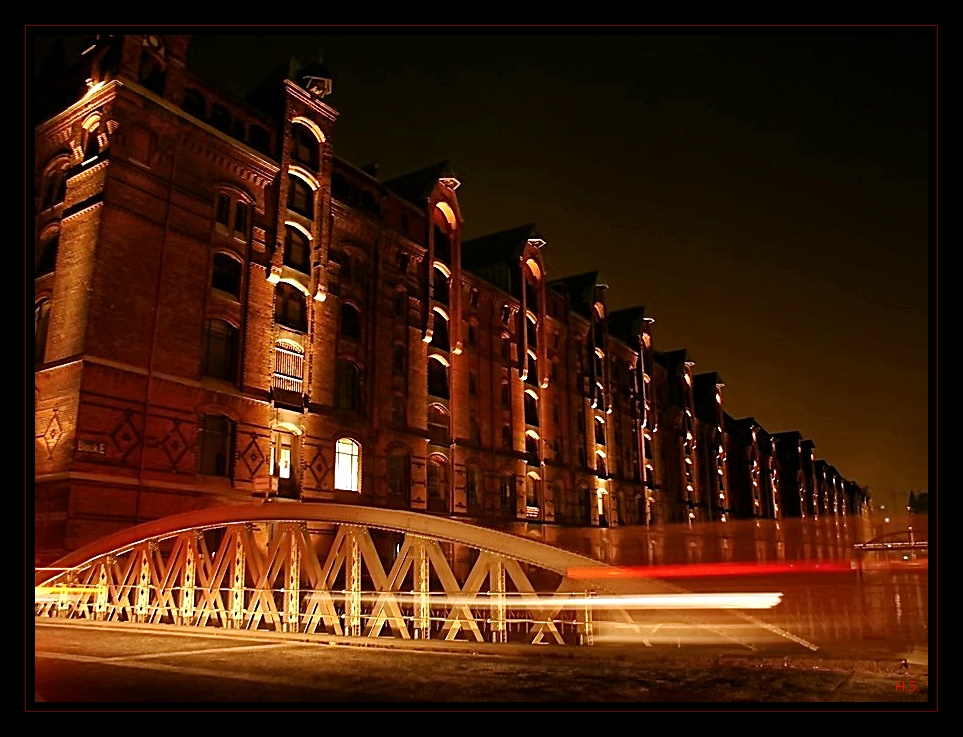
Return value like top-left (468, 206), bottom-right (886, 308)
top-left (30, 619), bottom-right (932, 710)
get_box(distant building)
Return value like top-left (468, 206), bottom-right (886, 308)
top-left (31, 34), bottom-right (863, 564)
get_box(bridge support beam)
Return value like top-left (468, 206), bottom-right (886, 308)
top-left (490, 559), bottom-right (506, 643)
top-left (413, 539), bottom-right (430, 640)
top-left (229, 529), bottom-right (246, 629)
top-left (345, 530), bottom-right (362, 637)
top-left (284, 525), bottom-right (301, 633)
top-left (135, 547), bottom-right (150, 624)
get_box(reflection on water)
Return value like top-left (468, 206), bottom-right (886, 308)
top-left (532, 514), bottom-right (930, 654)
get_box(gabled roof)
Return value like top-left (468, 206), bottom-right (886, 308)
top-left (547, 271), bottom-right (608, 319)
top-left (606, 306), bottom-right (649, 343)
top-left (384, 162), bottom-right (457, 207)
top-left (462, 224), bottom-right (542, 271)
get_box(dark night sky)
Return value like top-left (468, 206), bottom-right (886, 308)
top-left (30, 27), bottom-right (936, 512)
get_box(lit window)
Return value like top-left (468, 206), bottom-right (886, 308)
top-left (334, 438), bottom-right (361, 492)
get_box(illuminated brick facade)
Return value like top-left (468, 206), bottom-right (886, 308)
top-left (32, 34), bottom-right (868, 564)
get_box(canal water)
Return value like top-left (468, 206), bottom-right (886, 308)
top-left (524, 513), bottom-right (931, 655)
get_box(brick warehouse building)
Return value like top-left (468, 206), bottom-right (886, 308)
top-left (31, 34), bottom-right (869, 566)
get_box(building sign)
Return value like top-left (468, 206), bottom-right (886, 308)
top-left (78, 440), bottom-right (107, 455)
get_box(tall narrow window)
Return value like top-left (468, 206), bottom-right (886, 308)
top-left (340, 303), bottom-right (361, 341)
top-left (466, 464), bottom-right (480, 507)
top-left (82, 119), bottom-right (101, 161)
top-left (233, 201), bottom-right (249, 240)
top-left (34, 300), bottom-right (51, 368)
top-left (211, 253), bottom-right (242, 297)
top-left (427, 356), bottom-right (449, 399)
top-left (432, 312), bottom-right (449, 351)
top-left (288, 174), bottom-right (314, 219)
top-left (387, 449), bottom-right (410, 499)
top-left (215, 192), bottom-right (251, 243)
top-left (40, 160), bottom-right (68, 211)
top-left (500, 472), bottom-right (514, 508)
top-left (215, 193), bottom-right (231, 228)
top-left (202, 319), bottom-right (238, 382)
top-left (334, 438), bottom-right (361, 492)
top-left (427, 404), bottom-right (450, 446)
top-left (284, 225), bottom-right (310, 273)
top-left (198, 414), bottom-right (234, 477)
top-left (524, 391), bottom-right (539, 426)
top-left (291, 123), bottom-right (320, 170)
top-left (275, 283), bottom-right (307, 332)
top-left (36, 231), bottom-right (59, 277)
top-left (335, 359), bottom-right (361, 412)
top-left (427, 456), bottom-right (449, 504)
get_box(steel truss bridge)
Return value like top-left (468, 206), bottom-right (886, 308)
top-left (34, 504), bottom-right (808, 649)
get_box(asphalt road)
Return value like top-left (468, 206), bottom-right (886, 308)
top-left (29, 619), bottom-right (932, 711)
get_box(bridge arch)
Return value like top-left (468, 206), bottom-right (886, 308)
top-left (35, 504), bottom-right (796, 648)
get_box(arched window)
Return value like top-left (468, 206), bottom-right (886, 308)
top-left (500, 472), bottom-right (515, 509)
top-left (202, 319), bottom-right (238, 382)
top-left (427, 404), bottom-right (450, 446)
top-left (214, 191), bottom-right (250, 242)
top-left (433, 223), bottom-right (451, 263)
top-left (466, 463), bottom-right (481, 508)
top-left (81, 118), bottom-right (102, 162)
top-left (433, 265), bottom-right (450, 305)
top-left (427, 455), bottom-right (449, 504)
top-left (431, 310), bottom-right (449, 351)
top-left (275, 283), bottom-right (307, 332)
top-left (34, 299), bottom-right (51, 368)
top-left (525, 432), bottom-right (540, 465)
top-left (36, 231), bottom-right (59, 277)
top-left (291, 123), bottom-right (320, 170)
top-left (198, 414), bottom-right (234, 477)
top-left (335, 359), bottom-right (361, 412)
top-left (138, 35), bottom-right (167, 94)
top-left (596, 451), bottom-right (607, 478)
top-left (526, 472), bottom-right (541, 508)
top-left (40, 158), bottom-right (69, 210)
top-left (211, 252), bottom-right (242, 297)
top-left (427, 355), bottom-right (449, 399)
top-left (287, 174), bottom-right (314, 219)
top-left (284, 225), bottom-right (310, 273)
top-left (387, 448), bottom-right (410, 500)
top-left (340, 302), bottom-right (361, 341)
top-left (524, 390), bottom-right (539, 426)
top-left (334, 438), bottom-right (361, 492)
top-left (594, 416), bottom-right (606, 446)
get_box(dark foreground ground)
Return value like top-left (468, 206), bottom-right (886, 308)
top-left (30, 620), bottom-right (933, 711)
